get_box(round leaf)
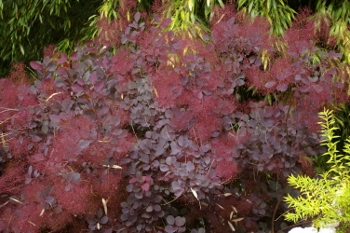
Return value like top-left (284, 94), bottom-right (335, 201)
top-left (166, 215), bottom-right (175, 225)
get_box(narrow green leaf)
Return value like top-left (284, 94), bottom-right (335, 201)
top-left (19, 44), bottom-right (24, 55)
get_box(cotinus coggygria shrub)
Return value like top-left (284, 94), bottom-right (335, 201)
top-left (0, 10), bottom-right (349, 233)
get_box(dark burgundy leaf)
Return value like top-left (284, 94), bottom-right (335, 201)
top-left (100, 216), bottom-right (108, 224)
top-left (57, 53), bottom-right (68, 64)
top-left (146, 205), bottom-right (153, 212)
top-left (135, 191), bottom-right (143, 199)
top-left (46, 62), bottom-right (56, 72)
top-left (94, 80), bottom-right (105, 92)
top-left (71, 84), bottom-right (84, 93)
top-left (129, 178), bottom-right (137, 184)
top-left (30, 61), bottom-right (43, 71)
top-left (89, 71), bottom-right (98, 85)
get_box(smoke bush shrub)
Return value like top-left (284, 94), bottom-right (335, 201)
top-left (0, 7), bottom-right (349, 233)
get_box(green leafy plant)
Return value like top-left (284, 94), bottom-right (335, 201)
top-left (284, 108), bottom-right (350, 230)
top-left (237, 0), bottom-right (296, 35)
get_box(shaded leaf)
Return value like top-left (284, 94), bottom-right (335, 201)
top-left (100, 216), bottom-right (108, 224)
top-left (79, 140), bottom-right (92, 150)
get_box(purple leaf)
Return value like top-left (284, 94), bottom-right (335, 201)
top-left (98, 107), bottom-right (109, 116)
top-left (134, 12), bottom-right (141, 22)
top-left (170, 142), bottom-right (180, 155)
top-left (308, 76), bottom-right (318, 83)
top-left (94, 80), bottom-right (105, 92)
top-left (49, 114), bottom-right (61, 123)
top-left (45, 196), bottom-right (56, 204)
top-left (165, 225), bottom-right (176, 233)
top-left (31, 135), bottom-right (42, 142)
top-left (166, 215), bottom-right (175, 225)
top-left (135, 191), bottom-right (143, 199)
top-left (46, 62), bottom-right (56, 72)
top-left (71, 51), bottom-right (79, 61)
top-left (28, 166), bottom-right (33, 176)
top-left (178, 136), bottom-right (188, 147)
top-left (141, 183), bottom-right (150, 192)
top-left (89, 72), bottom-right (98, 85)
top-left (200, 144), bottom-right (211, 153)
top-left (160, 18), bottom-right (171, 28)
top-left (76, 77), bottom-right (85, 85)
top-left (265, 81), bottom-right (276, 88)
top-left (68, 172), bottom-right (81, 182)
top-left (171, 181), bottom-right (181, 190)
top-left (175, 216), bottom-right (186, 226)
top-left (160, 164), bottom-right (169, 172)
top-left (328, 51), bottom-right (342, 59)
top-left (100, 216), bottom-right (109, 224)
top-left (227, 17), bottom-right (235, 26)
top-left (186, 161), bottom-right (195, 172)
top-left (71, 84), bottom-right (84, 93)
top-left (79, 140), bottom-right (92, 150)
top-left (129, 178), bottom-right (137, 184)
top-left (295, 74), bottom-right (302, 81)
top-left (65, 184), bottom-right (72, 191)
top-left (299, 85), bottom-right (309, 93)
top-left (57, 53), bottom-right (68, 64)
top-left (276, 83), bottom-right (288, 92)
top-left (313, 84), bottom-right (323, 93)
top-left (30, 61), bottom-right (43, 71)
top-left (166, 156), bottom-right (173, 165)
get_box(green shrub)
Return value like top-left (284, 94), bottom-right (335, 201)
top-left (285, 108), bottom-right (350, 230)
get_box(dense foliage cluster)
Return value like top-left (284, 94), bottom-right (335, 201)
top-left (3, 0), bottom-right (350, 77)
top-left (0, 8), bottom-right (349, 233)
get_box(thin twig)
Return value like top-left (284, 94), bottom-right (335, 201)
top-left (45, 92), bottom-right (63, 102)
top-left (161, 195), bottom-right (181, 206)
top-left (0, 108), bottom-right (19, 114)
top-left (130, 121), bottom-right (139, 142)
top-left (271, 194), bottom-right (282, 233)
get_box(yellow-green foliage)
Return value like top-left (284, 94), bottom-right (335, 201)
top-left (284, 108), bottom-right (350, 230)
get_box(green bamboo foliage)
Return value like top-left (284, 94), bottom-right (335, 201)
top-left (1, 0), bottom-right (73, 60)
top-left (237, 0), bottom-right (296, 35)
top-left (316, 0), bottom-right (350, 62)
top-left (157, 0), bottom-right (224, 37)
top-left (0, 0), bottom-right (101, 76)
top-left (284, 108), bottom-right (350, 230)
